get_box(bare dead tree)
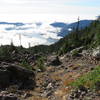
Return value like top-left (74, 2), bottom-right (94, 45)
top-left (10, 38), bottom-right (13, 46)
top-left (19, 34), bottom-right (22, 46)
top-left (76, 16), bottom-right (80, 32)
top-left (28, 42), bottom-right (31, 48)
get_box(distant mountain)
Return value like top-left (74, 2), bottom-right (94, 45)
top-left (51, 20), bottom-right (93, 37)
top-left (50, 22), bottom-right (67, 28)
top-left (0, 22), bottom-right (24, 26)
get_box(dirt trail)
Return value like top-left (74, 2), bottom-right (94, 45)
top-left (28, 54), bottom-right (100, 100)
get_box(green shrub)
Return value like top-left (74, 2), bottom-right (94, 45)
top-left (0, 46), bottom-right (12, 61)
top-left (0, 45), bottom-right (18, 62)
top-left (36, 57), bottom-right (45, 71)
top-left (71, 66), bottom-right (100, 90)
top-left (71, 50), bottom-right (79, 56)
top-left (20, 59), bottom-right (32, 71)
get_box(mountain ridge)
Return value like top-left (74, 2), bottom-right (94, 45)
top-left (51, 20), bottom-right (93, 37)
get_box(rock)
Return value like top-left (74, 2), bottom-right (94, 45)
top-left (95, 81), bottom-right (100, 91)
top-left (70, 46), bottom-right (84, 57)
top-left (19, 79), bottom-right (35, 90)
top-left (69, 86), bottom-right (88, 99)
top-left (3, 95), bottom-right (18, 100)
top-left (82, 50), bottom-right (88, 56)
top-left (46, 83), bottom-right (53, 90)
top-left (0, 67), bottom-right (10, 88)
top-left (0, 93), bottom-right (18, 100)
top-left (92, 46), bottom-right (100, 60)
top-left (5, 64), bottom-right (35, 80)
top-left (78, 85), bottom-right (88, 93)
top-left (41, 91), bottom-right (52, 97)
top-left (23, 93), bottom-right (33, 99)
top-left (47, 56), bottom-right (62, 66)
top-left (0, 63), bottom-right (36, 89)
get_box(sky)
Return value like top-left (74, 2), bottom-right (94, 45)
top-left (0, 0), bottom-right (100, 48)
top-left (0, 0), bottom-right (100, 22)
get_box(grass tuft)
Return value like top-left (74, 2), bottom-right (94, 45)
top-left (71, 66), bottom-right (100, 89)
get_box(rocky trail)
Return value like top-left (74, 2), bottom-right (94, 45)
top-left (0, 47), bottom-right (100, 100)
top-left (28, 48), bottom-right (100, 100)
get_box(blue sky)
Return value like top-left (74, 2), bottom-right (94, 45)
top-left (65, 0), bottom-right (100, 7)
top-left (0, 0), bottom-right (99, 22)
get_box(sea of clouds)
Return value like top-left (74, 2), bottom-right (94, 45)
top-left (0, 22), bottom-right (62, 48)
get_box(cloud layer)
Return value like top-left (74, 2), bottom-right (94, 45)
top-left (0, 22), bottom-right (62, 48)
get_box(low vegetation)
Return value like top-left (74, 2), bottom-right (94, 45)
top-left (71, 49), bottom-right (79, 57)
top-left (0, 45), bottom-right (13, 62)
top-left (36, 56), bottom-right (46, 71)
top-left (20, 59), bottom-right (33, 71)
top-left (71, 66), bottom-right (100, 90)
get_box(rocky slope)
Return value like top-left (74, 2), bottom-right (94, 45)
top-left (0, 19), bottom-right (100, 100)
top-left (0, 46), bottom-right (100, 100)
top-left (27, 47), bottom-right (100, 100)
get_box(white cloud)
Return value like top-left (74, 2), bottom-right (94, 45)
top-left (0, 22), bottom-right (62, 48)
top-left (0, 0), bottom-right (99, 22)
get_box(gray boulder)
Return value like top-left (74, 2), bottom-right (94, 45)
top-left (0, 93), bottom-right (18, 100)
top-left (5, 64), bottom-right (35, 80)
top-left (0, 68), bottom-right (10, 88)
top-left (0, 63), bottom-right (35, 89)
top-left (92, 47), bottom-right (100, 59)
top-left (47, 56), bottom-right (62, 66)
top-left (70, 46), bottom-right (84, 54)
top-left (70, 46), bottom-right (84, 57)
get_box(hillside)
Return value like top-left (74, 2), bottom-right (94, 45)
top-left (51, 20), bottom-right (92, 37)
top-left (0, 18), bottom-right (100, 100)
top-left (25, 19), bottom-right (99, 55)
